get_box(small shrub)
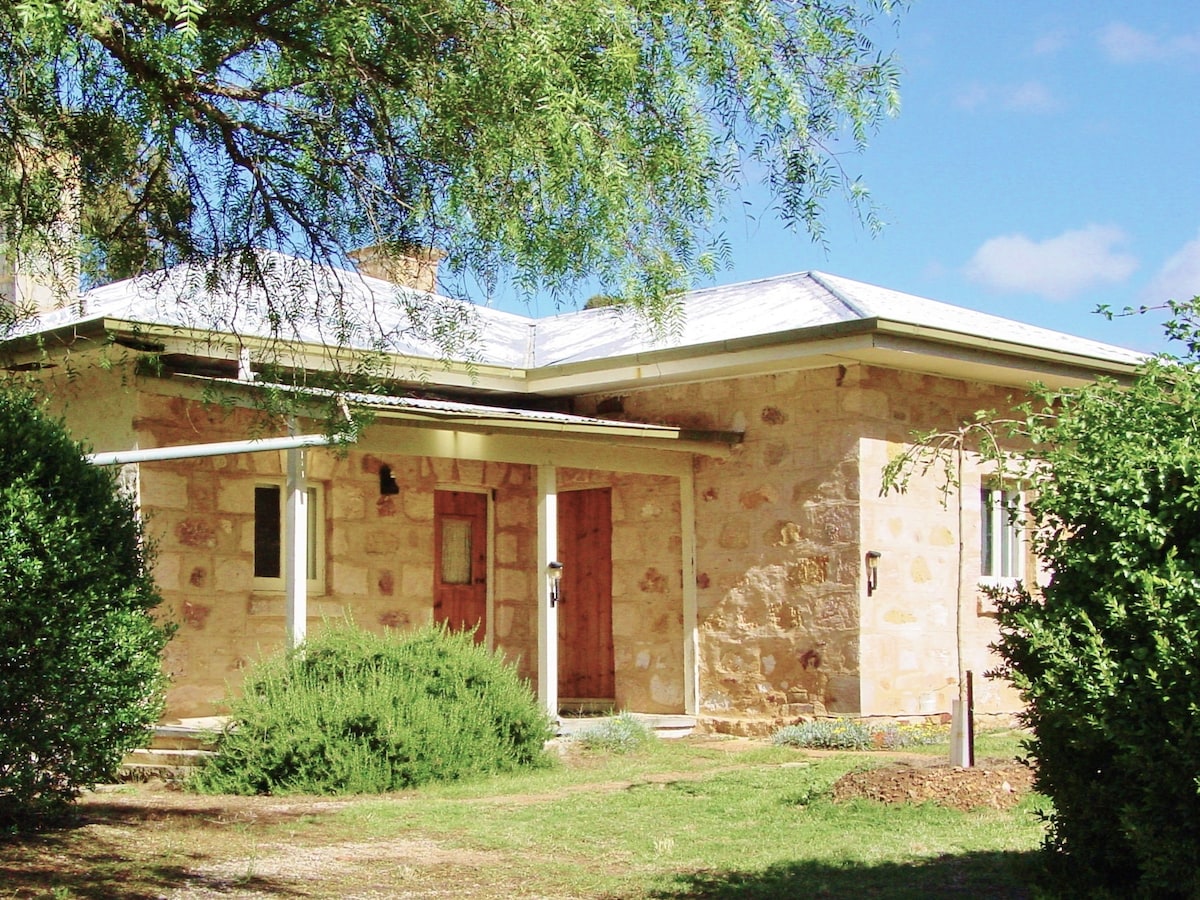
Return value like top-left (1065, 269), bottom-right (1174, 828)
top-left (772, 718), bottom-right (947, 751)
top-left (191, 623), bottom-right (554, 795)
top-left (872, 721), bottom-right (947, 750)
top-left (773, 719), bottom-right (874, 750)
top-left (572, 712), bottom-right (656, 753)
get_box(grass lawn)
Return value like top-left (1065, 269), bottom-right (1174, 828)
top-left (0, 731), bottom-right (1045, 899)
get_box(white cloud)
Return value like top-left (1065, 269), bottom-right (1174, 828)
top-left (1004, 81), bottom-right (1059, 113)
top-left (953, 82), bottom-right (990, 112)
top-left (953, 80), bottom-right (1060, 113)
top-left (964, 225), bottom-right (1139, 300)
top-left (1142, 233), bottom-right (1200, 303)
top-left (1098, 22), bottom-right (1200, 63)
top-left (1032, 30), bottom-right (1069, 56)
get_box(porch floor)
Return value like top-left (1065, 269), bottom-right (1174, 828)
top-left (120, 712), bottom-right (698, 779)
top-left (555, 713), bottom-right (696, 740)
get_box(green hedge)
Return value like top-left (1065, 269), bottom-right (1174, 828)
top-left (0, 390), bottom-right (171, 824)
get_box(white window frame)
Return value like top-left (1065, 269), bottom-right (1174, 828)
top-left (252, 480), bottom-right (326, 593)
top-left (980, 485), bottom-right (1024, 585)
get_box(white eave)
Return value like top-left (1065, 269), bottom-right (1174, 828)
top-left (521, 317), bottom-right (1141, 396)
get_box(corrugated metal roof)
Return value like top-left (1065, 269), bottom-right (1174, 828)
top-left (178, 376), bottom-right (739, 446)
top-left (10, 252), bottom-right (1144, 371)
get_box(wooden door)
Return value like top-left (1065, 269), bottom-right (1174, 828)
top-left (433, 490), bottom-right (488, 642)
top-left (557, 488), bottom-right (614, 702)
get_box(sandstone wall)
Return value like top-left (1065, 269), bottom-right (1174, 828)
top-left (577, 362), bottom-right (1028, 721)
top-left (858, 367), bottom-right (1025, 716)
top-left (35, 353), bottom-right (140, 454)
top-left (132, 390), bottom-right (684, 719)
top-left (576, 366), bottom-right (863, 719)
top-left (135, 392), bottom-right (541, 717)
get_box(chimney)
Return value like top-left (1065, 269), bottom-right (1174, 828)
top-left (0, 246), bottom-right (80, 321)
top-left (347, 245), bottom-right (444, 294)
top-left (1, 146), bottom-right (82, 322)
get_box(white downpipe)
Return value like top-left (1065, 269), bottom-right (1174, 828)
top-left (87, 433), bottom-right (343, 467)
top-left (285, 442), bottom-right (308, 649)
top-left (537, 465), bottom-right (559, 720)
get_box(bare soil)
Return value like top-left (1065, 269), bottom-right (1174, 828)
top-left (831, 757), bottom-right (1036, 811)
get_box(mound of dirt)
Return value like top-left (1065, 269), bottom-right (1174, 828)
top-left (831, 760), bottom-right (1035, 812)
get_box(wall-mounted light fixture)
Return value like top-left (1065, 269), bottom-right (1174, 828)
top-left (548, 560), bottom-right (564, 607)
top-left (379, 464), bottom-right (400, 495)
top-left (865, 551), bottom-right (882, 596)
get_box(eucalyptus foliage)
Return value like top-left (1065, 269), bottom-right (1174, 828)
top-left (1, 0), bottom-right (901, 326)
top-left (0, 390), bottom-right (171, 825)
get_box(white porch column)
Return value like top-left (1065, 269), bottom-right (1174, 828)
top-left (285, 444), bottom-right (308, 649)
top-left (680, 466), bottom-right (700, 716)
top-left (536, 465), bottom-right (559, 719)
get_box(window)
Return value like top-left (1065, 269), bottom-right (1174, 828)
top-left (253, 482), bottom-right (324, 590)
top-left (981, 486), bottom-right (1023, 581)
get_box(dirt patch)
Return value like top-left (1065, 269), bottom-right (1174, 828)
top-left (831, 759), bottom-right (1035, 811)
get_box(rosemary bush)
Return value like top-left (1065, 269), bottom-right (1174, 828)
top-left (192, 624), bottom-right (553, 795)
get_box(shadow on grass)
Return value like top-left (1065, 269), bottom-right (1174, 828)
top-left (0, 861), bottom-right (309, 900)
top-left (0, 804), bottom-right (316, 900)
top-left (651, 850), bottom-right (1043, 899)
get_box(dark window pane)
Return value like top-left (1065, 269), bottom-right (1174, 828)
top-left (981, 488), bottom-right (995, 577)
top-left (254, 485), bottom-right (281, 579)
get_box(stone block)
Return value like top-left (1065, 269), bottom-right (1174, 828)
top-left (455, 459), bottom-right (484, 485)
top-left (140, 471), bottom-right (191, 510)
top-left (718, 521), bottom-right (751, 550)
top-left (153, 552), bottom-right (183, 591)
top-left (332, 564), bottom-right (369, 597)
top-left (214, 557), bottom-right (253, 592)
top-left (400, 564), bottom-right (435, 600)
top-left (216, 479), bottom-right (252, 514)
top-left (332, 485), bottom-right (366, 521)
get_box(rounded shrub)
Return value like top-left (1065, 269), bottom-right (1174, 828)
top-left (0, 390), bottom-right (171, 824)
top-left (192, 623), bottom-right (554, 795)
top-left (571, 711), bottom-right (656, 753)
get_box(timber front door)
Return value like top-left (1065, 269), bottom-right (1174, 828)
top-left (557, 487), bottom-right (615, 706)
top-left (433, 490), bottom-right (487, 642)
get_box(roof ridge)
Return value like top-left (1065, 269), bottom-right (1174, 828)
top-left (523, 321), bottom-right (537, 369)
top-left (808, 271), bottom-right (870, 319)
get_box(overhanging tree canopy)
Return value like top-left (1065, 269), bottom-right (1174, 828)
top-left (0, 0), bottom-right (901, 324)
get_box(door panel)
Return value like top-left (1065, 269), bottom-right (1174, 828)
top-left (434, 490), bottom-right (488, 642)
top-left (557, 488), bottom-right (614, 701)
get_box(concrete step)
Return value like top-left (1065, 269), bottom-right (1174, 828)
top-left (124, 747), bottom-right (215, 768)
top-left (117, 747), bottom-right (216, 783)
top-left (557, 713), bottom-right (696, 740)
top-left (147, 718), bottom-right (227, 751)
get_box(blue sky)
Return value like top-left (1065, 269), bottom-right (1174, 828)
top-left (722, 0), bottom-right (1200, 356)
top-left (503, 2), bottom-right (1200, 356)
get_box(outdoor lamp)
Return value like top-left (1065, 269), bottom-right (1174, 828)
top-left (548, 560), bottom-right (564, 606)
top-left (379, 464), bottom-right (400, 495)
top-left (865, 551), bottom-right (881, 596)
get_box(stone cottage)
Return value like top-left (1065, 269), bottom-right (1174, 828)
top-left (1, 254), bottom-right (1141, 731)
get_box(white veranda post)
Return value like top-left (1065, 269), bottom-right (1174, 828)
top-left (537, 465), bottom-right (559, 720)
top-left (285, 443), bottom-right (308, 649)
